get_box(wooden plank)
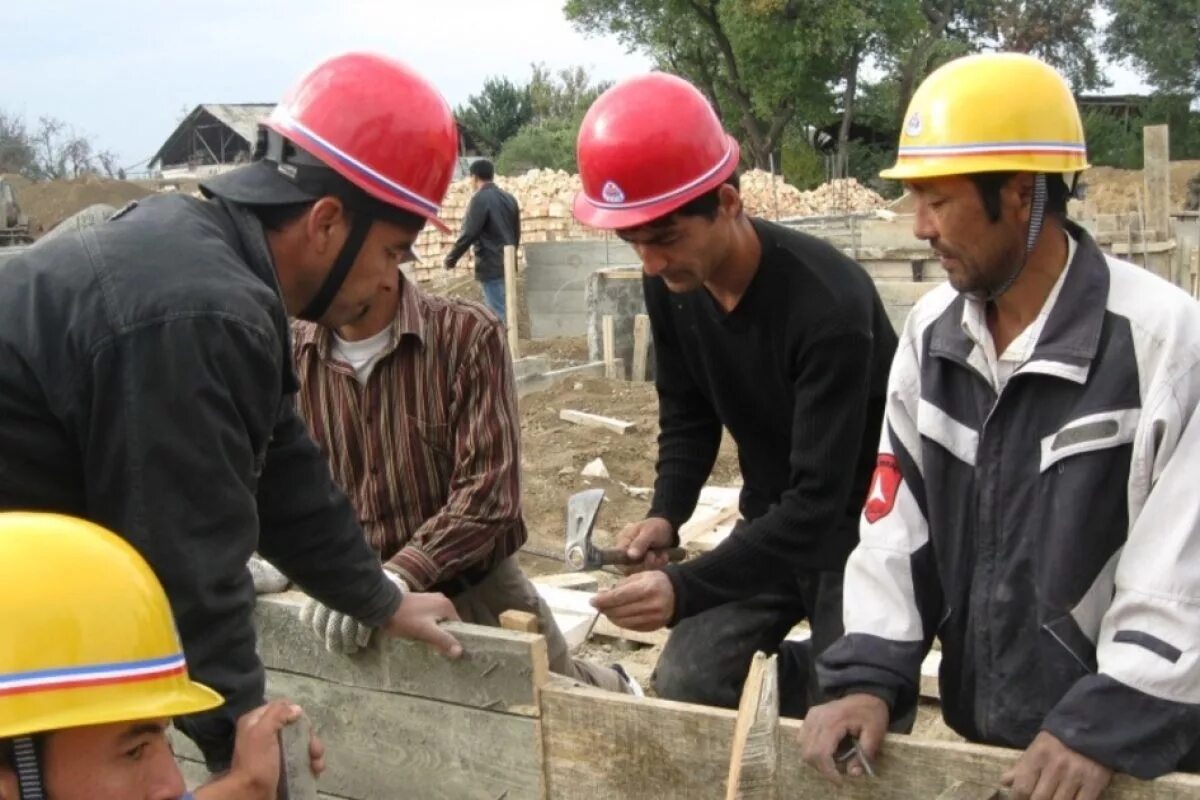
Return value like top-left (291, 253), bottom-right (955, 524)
top-left (936, 781), bottom-right (1004, 800)
top-left (532, 572), bottom-right (601, 592)
top-left (689, 519), bottom-right (737, 553)
top-left (504, 244), bottom-right (520, 358)
top-left (535, 584), bottom-right (667, 647)
top-left (1143, 125), bottom-right (1171, 242)
top-left (559, 408), bottom-right (637, 434)
top-left (539, 680), bottom-right (1200, 800)
top-left (592, 615), bottom-right (671, 647)
top-left (176, 671), bottom-right (543, 800)
top-left (517, 360), bottom-right (606, 397)
top-left (632, 313), bottom-right (651, 382)
top-left (602, 315), bottom-right (617, 379)
top-left (255, 593), bottom-right (546, 715)
top-left (501, 609), bottom-right (540, 633)
top-left (726, 652), bottom-right (779, 800)
top-left (678, 487), bottom-right (742, 548)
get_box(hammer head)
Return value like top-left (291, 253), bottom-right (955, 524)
top-left (564, 488), bottom-right (606, 571)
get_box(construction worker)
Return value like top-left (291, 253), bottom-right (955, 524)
top-left (443, 158), bottom-right (521, 323)
top-left (801, 53), bottom-right (1200, 796)
top-left (290, 255), bottom-right (638, 694)
top-left (0, 52), bottom-right (463, 772)
top-left (574, 73), bottom-right (897, 715)
top-left (0, 512), bottom-right (323, 800)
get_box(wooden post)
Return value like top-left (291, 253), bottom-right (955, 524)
top-left (503, 244), bottom-right (520, 359)
top-left (602, 315), bottom-right (617, 380)
top-left (631, 314), bottom-right (651, 383)
top-left (725, 652), bottom-right (779, 800)
top-left (1143, 124), bottom-right (1171, 242)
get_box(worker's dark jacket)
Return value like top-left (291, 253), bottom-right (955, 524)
top-left (819, 225), bottom-right (1200, 778)
top-left (0, 194), bottom-right (400, 767)
top-left (445, 182), bottom-right (520, 281)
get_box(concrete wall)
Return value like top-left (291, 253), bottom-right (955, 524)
top-left (524, 239), bottom-right (638, 338)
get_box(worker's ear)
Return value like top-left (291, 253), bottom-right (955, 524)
top-left (717, 183), bottom-right (743, 220)
top-left (305, 196), bottom-right (350, 258)
top-left (1007, 173), bottom-right (1037, 223)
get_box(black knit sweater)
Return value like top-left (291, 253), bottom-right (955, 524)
top-left (645, 218), bottom-right (898, 621)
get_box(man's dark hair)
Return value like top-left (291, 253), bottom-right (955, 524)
top-left (248, 200), bottom-right (425, 233)
top-left (469, 159), bottom-right (495, 181)
top-left (627, 173), bottom-right (742, 234)
top-left (969, 172), bottom-right (1071, 223)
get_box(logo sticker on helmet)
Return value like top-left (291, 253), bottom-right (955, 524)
top-left (601, 181), bottom-right (626, 204)
top-left (906, 112), bottom-right (923, 137)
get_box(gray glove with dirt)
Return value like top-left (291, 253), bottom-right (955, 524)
top-left (300, 572), bottom-right (409, 655)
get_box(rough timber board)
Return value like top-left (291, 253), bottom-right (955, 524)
top-left (540, 680), bottom-right (1200, 800)
top-left (175, 670), bottom-right (544, 800)
top-left (255, 593), bottom-right (546, 715)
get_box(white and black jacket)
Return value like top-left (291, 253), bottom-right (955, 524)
top-left (818, 222), bottom-right (1200, 778)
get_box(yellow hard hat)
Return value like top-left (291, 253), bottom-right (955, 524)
top-left (0, 513), bottom-right (221, 738)
top-left (881, 52), bottom-right (1089, 181)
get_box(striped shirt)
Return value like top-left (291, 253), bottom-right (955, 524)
top-left (292, 282), bottom-right (526, 591)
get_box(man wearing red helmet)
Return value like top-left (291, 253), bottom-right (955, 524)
top-left (0, 53), bottom-right (463, 772)
top-left (577, 73), bottom-right (897, 716)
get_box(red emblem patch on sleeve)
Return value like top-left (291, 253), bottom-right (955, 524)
top-left (863, 454), bottom-right (902, 524)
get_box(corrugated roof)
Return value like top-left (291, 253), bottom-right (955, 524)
top-left (200, 103), bottom-right (275, 143)
top-left (150, 103), bottom-right (274, 169)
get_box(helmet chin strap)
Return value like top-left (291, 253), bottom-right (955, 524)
top-left (297, 212), bottom-right (373, 323)
top-left (14, 736), bottom-right (46, 800)
top-left (973, 173), bottom-right (1048, 303)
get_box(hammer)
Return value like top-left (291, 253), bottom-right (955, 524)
top-left (564, 488), bottom-right (686, 570)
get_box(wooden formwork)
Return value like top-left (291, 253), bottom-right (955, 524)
top-left (176, 595), bottom-right (1200, 799)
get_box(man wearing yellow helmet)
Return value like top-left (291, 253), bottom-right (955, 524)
top-left (0, 513), bottom-right (322, 800)
top-left (801, 53), bottom-right (1200, 797)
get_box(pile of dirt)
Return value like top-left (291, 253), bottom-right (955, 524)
top-left (20, 177), bottom-right (152, 235)
top-left (516, 375), bottom-right (740, 575)
top-left (1081, 160), bottom-right (1200, 214)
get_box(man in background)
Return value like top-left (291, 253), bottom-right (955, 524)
top-left (444, 159), bottom-right (520, 323)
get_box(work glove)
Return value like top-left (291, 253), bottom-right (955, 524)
top-left (248, 554), bottom-right (289, 594)
top-left (300, 572), bottom-right (408, 655)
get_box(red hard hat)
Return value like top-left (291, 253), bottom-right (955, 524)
top-left (573, 73), bottom-right (740, 230)
top-left (265, 52), bottom-right (459, 232)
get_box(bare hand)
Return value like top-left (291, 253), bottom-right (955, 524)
top-left (382, 591), bottom-right (463, 658)
top-left (1001, 731), bottom-right (1113, 800)
top-left (615, 517), bottom-right (676, 574)
top-left (800, 694), bottom-right (889, 783)
top-left (590, 570), bottom-right (675, 631)
top-left (197, 700), bottom-right (323, 800)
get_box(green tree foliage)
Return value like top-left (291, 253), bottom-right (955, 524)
top-left (565, 0), bottom-right (844, 168)
top-left (496, 118), bottom-right (579, 174)
top-left (1104, 0), bottom-right (1200, 97)
top-left (455, 77), bottom-right (534, 156)
top-left (962, 0), bottom-right (1105, 90)
top-left (528, 64), bottom-right (612, 122)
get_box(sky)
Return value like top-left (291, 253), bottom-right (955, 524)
top-left (2, 0), bottom-right (653, 172)
top-left (3, 0), bottom-right (1151, 175)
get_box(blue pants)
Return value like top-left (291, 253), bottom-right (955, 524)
top-left (480, 278), bottom-right (506, 325)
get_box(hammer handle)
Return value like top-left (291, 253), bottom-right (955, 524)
top-left (596, 546), bottom-right (687, 566)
